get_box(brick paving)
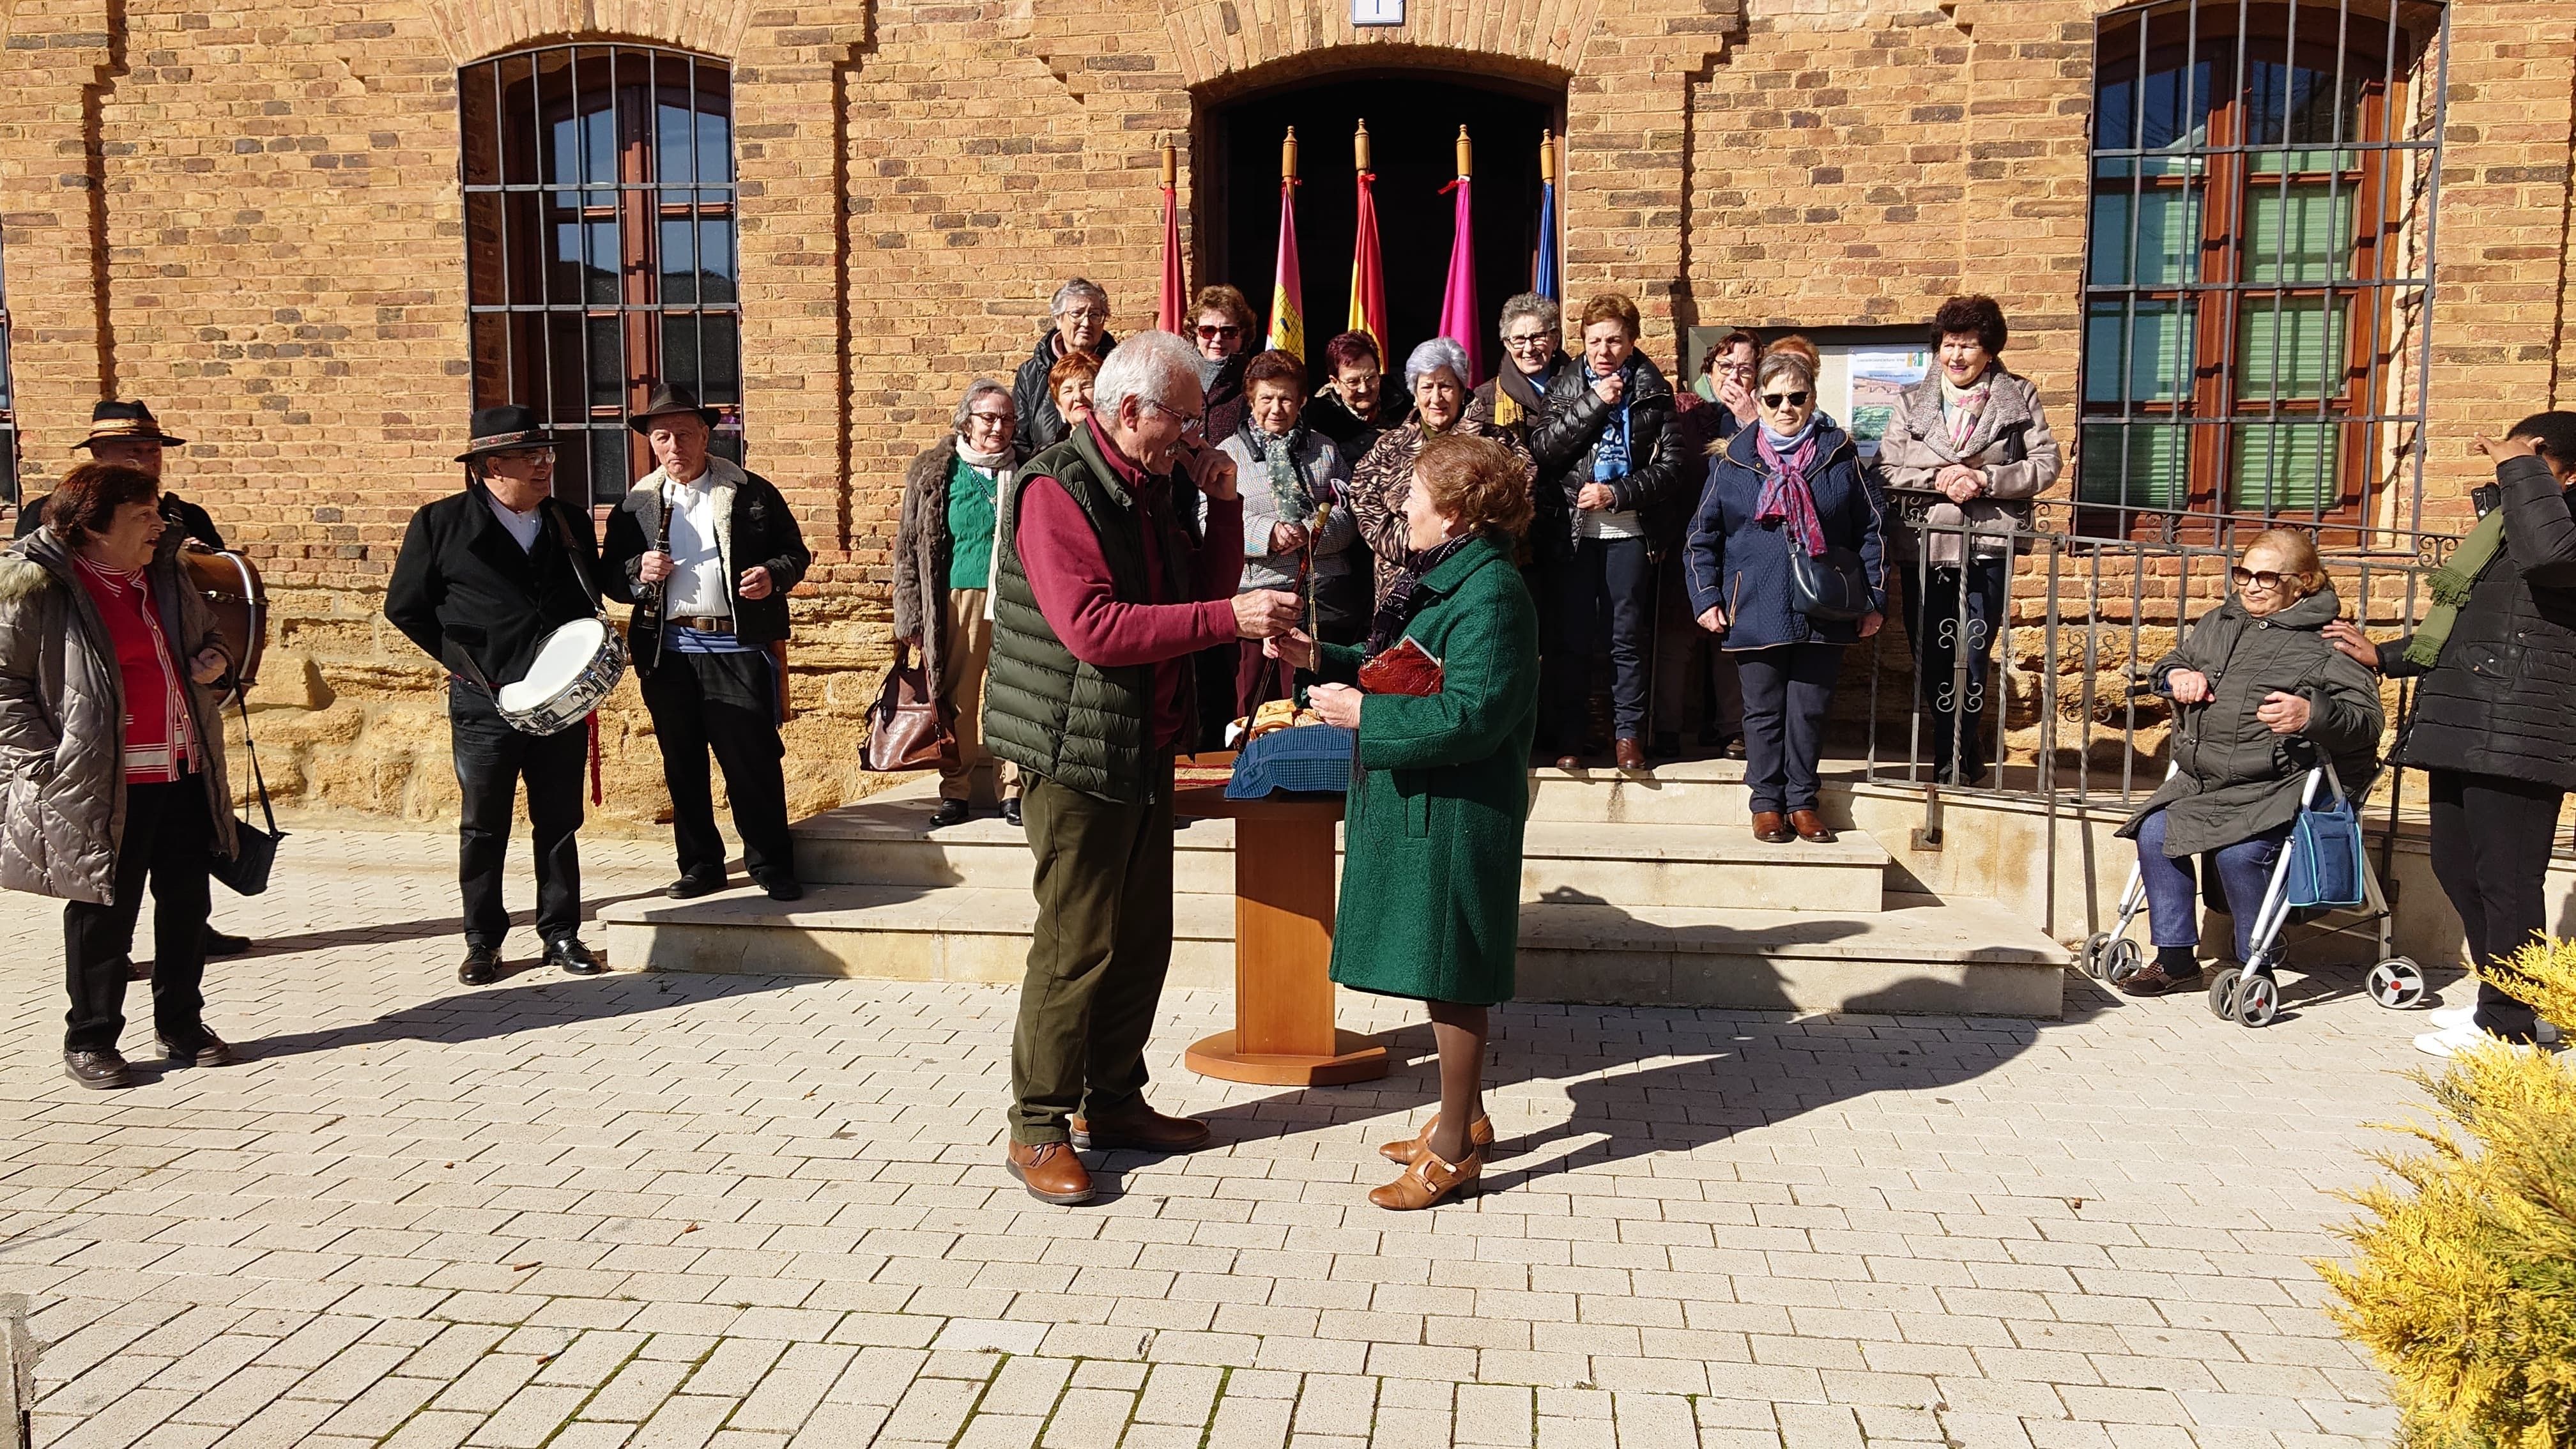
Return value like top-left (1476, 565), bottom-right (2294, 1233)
top-left (0, 827), bottom-right (2417, 1448)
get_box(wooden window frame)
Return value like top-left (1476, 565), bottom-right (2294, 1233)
top-left (2078, 1), bottom-right (2445, 542)
top-left (459, 43), bottom-right (744, 509)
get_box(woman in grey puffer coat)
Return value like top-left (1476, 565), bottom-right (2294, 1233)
top-left (0, 463), bottom-right (239, 1089)
top-left (2111, 528), bottom-right (2382, 997)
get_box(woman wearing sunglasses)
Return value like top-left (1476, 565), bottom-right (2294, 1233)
top-left (1191, 284), bottom-right (1260, 445)
top-left (2109, 529), bottom-right (2383, 998)
top-left (1684, 344), bottom-right (1886, 843)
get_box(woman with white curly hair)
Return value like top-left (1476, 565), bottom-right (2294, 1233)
top-left (1348, 337), bottom-right (1535, 615)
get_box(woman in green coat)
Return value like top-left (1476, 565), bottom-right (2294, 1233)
top-left (1272, 432), bottom-right (1539, 1210)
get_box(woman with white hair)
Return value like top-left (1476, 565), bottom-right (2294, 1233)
top-left (898, 378), bottom-right (1026, 826)
top-left (1349, 337), bottom-right (1535, 614)
top-left (1012, 277), bottom-right (1117, 462)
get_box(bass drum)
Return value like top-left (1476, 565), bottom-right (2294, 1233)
top-left (180, 543), bottom-right (267, 692)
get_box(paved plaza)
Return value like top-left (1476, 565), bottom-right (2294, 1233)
top-left (0, 827), bottom-right (2418, 1448)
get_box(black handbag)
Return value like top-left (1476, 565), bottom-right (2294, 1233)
top-left (209, 690), bottom-right (284, 896)
top-left (1787, 537), bottom-right (1874, 622)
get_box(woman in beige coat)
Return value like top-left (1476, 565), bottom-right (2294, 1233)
top-left (1876, 295), bottom-right (2062, 785)
top-left (0, 462), bottom-right (239, 1089)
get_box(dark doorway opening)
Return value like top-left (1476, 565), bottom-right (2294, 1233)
top-left (1202, 71), bottom-right (1562, 385)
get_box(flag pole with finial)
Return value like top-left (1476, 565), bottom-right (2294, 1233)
top-left (1266, 127), bottom-right (1305, 358)
top-left (1156, 138), bottom-right (1185, 333)
top-left (1535, 127), bottom-right (1560, 301)
top-left (1347, 119), bottom-right (1386, 358)
top-left (1436, 125), bottom-right (1482, 382)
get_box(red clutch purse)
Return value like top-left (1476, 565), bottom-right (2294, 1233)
top-left (1357, 636), bottom-right (1444, 697)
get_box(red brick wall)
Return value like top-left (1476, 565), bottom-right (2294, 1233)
top-left (1, 0), bottom-right (2567, 824)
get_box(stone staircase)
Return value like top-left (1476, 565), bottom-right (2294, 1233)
top-left (601, 763), bottom-right (2072, 1016)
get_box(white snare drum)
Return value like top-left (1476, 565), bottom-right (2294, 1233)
top-left (497, 617), bottom-right (628, 736)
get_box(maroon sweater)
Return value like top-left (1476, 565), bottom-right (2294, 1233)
top-left (1016, 418), bottom-right (1245, 749)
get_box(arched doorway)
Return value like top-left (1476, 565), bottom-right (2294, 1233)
top-left (1200, 66), bottom-right (1565, 379)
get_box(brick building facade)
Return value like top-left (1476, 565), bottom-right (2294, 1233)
top-left (1, 0), bottom-right (2570, 828)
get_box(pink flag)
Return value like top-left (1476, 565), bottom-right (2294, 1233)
top-left (1436, 176), bottom-right (1480, 384)
top-left (1156, 180), bottom-right (1186, 334)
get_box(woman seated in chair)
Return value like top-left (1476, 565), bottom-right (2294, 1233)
top-left (2113, 528), bottom-right (2384, 997)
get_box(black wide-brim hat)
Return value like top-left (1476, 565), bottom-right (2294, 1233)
top-left (456, 404), bottom-right (562, 462)
top-left (74, 399), bottom-right (187, 450)
top-left (627, 382), bottom-right (723, 436)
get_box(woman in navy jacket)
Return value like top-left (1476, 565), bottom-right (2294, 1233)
top-left (1685, 346), bottom-right (1886, 844)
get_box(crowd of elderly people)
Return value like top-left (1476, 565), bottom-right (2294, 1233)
top-left (908, 280), bottom-right (2069, 839)
top-left (896, 277), bottom-right (2568, 1215)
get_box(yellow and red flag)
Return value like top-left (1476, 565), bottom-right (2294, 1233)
top-left (1266, 130), bottom-right (1304, 358)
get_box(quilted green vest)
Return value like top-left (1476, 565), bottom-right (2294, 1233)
top-left (985, 425), bottom-right (1199, 802)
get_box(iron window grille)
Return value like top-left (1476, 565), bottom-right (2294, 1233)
top-left (2077, 0), bottom-right (2447, 540)
top-left (0, 223), bottom-right (17, 507)
top-left (460, 43), bottom-right (745, 506)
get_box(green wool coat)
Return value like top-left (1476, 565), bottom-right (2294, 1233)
top-left (1316, 535), bottom-right (1540, 1006)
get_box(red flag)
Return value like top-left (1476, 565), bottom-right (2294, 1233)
top-left (1156, 144), bottom-right (1186, 333)
top-left (1348, 169), bottom-right (1386, 358)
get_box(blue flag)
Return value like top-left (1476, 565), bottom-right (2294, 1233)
top-left (1535, 180), bottom-right (1559, 300)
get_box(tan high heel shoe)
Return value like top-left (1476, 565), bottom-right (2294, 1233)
top-left (1368, 1143), bottom-right (1483, 1210)
top-left (1377, 1113), bottom-right (1496, 1164)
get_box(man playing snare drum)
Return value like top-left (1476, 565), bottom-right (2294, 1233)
top-left (385, 406), bottom-right (608, 985)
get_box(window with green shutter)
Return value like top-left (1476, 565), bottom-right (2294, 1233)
top-left (2078, 1), bottom-right (2442, 537)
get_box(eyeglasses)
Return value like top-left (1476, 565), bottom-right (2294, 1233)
top-left (1140, 399), bottom-right (1204, 433)
top-left (1760, 392), bottom-right (1810, 409)
top-left (1059, 306), bottom-right (1106, 323)
top-left (1503, 333), bottom-right (1553, 351)
top-left (1196, 325), bottom-right (1241, 340)
top-left (1716, 363), bottom-right (1756, 378)
top-left (966, 411), bottom-right (1013, 427)
top-left (2228, 567), bottom-right (2299, 591)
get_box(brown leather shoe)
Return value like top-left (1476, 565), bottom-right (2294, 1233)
top-left (1751, 811), bottom-right (1795, 844)
top-left (1006, 1141), bottom-right (1096, 1205)
top-left (1790, 809), bottom-right (1836, 843)
top-left (2114, 963), bottom-right (2198, 997)
top-left (1368, 1144), bottom-right (1483, 1210)
top-left (1614, 738), bottom-right (1648, 772)
top-left (1070, 1100), bottom-right (1211, 1154)
top-left (1552, 754), bottom-right (1585, 772)
top-left (1377, 1112), bottom-right (1495, 1164)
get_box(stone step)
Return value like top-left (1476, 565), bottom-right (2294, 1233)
top-left (795, 779), bottom-right (1890, 913)
top-left (599, 887), bottom-right (2067, 1018)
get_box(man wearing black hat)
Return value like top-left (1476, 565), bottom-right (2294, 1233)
top-left (16, 401), bottom-right (223, 549)
top-left (601, 383), bottom-right (811, 901)
top-left (385, 406), bottom-right (608, 985)
top-left (15, 399), bottom-right (256, 960)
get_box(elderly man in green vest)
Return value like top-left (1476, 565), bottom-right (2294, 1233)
top-left (986, 328), bottom-right (1301, 1206)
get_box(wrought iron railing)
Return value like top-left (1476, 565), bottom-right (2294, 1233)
top-left (1854, 497), bottom-right (2453, 819)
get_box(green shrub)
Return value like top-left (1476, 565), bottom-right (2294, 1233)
top-left (2319, 937), bottom-right (2576, 1449)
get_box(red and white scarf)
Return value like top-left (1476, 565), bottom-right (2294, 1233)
top-left (74, 555), bottom-right (195, 783)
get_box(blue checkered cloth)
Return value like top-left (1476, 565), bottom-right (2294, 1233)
top-left (1224, 725), bottom-right (1356, 799)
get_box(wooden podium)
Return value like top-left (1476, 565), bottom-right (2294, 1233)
top-left (1172, 783), bottom-right (1389, 1087)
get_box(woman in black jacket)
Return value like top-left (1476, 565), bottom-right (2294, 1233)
top-left (1528, 293), bottom-right (1690, 772)
top-left (2327, 411), bottom-right (2576, 1055)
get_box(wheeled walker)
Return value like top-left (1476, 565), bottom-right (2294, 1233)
top-left (2078, 765), bottom-right (2425, 1027)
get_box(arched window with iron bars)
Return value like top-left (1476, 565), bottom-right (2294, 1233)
top-left (2077, 0), bottom-right (2447, 539)
top-left (459, 43), bottom-right (745, 505)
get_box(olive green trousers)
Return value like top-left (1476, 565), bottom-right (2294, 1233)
top-left (1007, 760), bottom-right (1177, 1146)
